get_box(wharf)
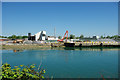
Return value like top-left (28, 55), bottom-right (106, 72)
top-left (64, 42), bottom-right (120, 47)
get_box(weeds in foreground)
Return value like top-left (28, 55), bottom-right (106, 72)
top-left (1, 63), bottom-right (45, 80)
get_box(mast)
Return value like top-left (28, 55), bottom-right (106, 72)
top-left (54, 27), bottom-right (56, 38)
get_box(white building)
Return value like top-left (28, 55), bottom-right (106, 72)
top-left (47, 36), bottom-right (58, 40)
top-left (35, 31), bottom-right (46, 41)
top-left (28, 31), bottom-right (59, 41)
top-left (93, 36), bottom-right (99, 39)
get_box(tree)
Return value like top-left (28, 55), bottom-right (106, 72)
top-left (22, 36), bottom-right (28, 39)
top-left (8, 36), bottom-right (12, 39)
top-left (118, 35), bottom-right (120, 38)
top-left (80, 34), bottom-right (84, 39)
top-left (70, 34), bottom-right (75, 39)
top-left (110, 36), bottom-right (114, 39)
top-left (16, 36), bottom-right (22, 39)
top-left (106, 35), bottom-right (111, 39)
top-left (0, 36), bottom-right (7, 38)
top-left (58, 36), bottom-right (62, 39)
top-left (11, 35), bottom-right (16, 39)
top-left (113, 35), bottom-right (118, 39)
top-left (76, 37), bottom-right (79, 39)
top-left (4, 36), bottom-right (7, 38)
top-left (100, 35), bottom-right (104, 39)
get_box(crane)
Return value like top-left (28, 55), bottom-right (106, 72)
top-left (57, 31), bottom-right (68, 42)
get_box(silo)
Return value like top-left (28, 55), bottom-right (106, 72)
top-left (28, 33), bottom-right (31, 40)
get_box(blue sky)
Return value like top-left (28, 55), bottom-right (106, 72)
top-left (2, 2), bottom-right (118, 37)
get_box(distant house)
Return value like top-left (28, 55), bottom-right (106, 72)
top-left (93, 36), bottom-right (99, 39)
top-left (97, 39), bottom-right (116, 42)
top-left (0, 38), bottom-right (8, 41)
top-left (79, 36), bottom-right (100, 41)
top-left (47, 36), bottom-right (58, 40)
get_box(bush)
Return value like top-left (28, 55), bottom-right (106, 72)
top-left (70, 34), bottom-right (75, 39)
top-left (1, 63), bottom-right (45, 80)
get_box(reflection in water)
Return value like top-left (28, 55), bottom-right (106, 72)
top-left (100, 48), bottom-right (103, 51)
top-left (13, 49), bottom-right (24, 53)
top-left (64, 47), bottom-right (75, 50)
top-left (64, 47), bottom-right (120, 51)
top-left (50, 47), bottom-right (120, 51)
top-left (2, 48), bottom-right (119, 78)
top-left (11, 47), bottom-right (120, 52)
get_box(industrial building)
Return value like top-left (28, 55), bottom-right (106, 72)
top-left (28, 31), bottom-right (58, 41)
top-left (28, 31), bottom-right (47, 41)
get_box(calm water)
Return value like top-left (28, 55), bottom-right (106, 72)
top-left (2, 47), bottom-right (119, 78)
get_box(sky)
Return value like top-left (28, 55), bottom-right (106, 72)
top-left (2, 2), bottom-right (118, 37)
top-left (1, 0), bottom-right (120, 2)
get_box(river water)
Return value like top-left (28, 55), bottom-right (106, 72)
top-left (2, 47), bottom-right (119, 78)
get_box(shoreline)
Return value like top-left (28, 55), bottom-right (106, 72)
top-left (1, 45), bottom-right (52, 50)
top-left (1, 45), bottom-right (120, 51)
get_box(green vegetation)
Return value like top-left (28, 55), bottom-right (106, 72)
top-left (22, 36), bottom-right (28, 39)
top-left (8, 35), bottom-right (28, 39)
top-left (70, 34), bottom-right (75, 39)
top-left (100, 35), bottom-right (120, 39)
top-left (76, 37), bottom-right (79, 39)
top-left (58, 36), bottom-right (62, 39)
top-left (0, 36), bottom-right (7, 38)
top-left (9, 35), bottom-right (17, 39)
top-left (106, 35), bottom-right (111, 39)
top-left (100, 35), bottom-right (104, 39)
top-left (0, 34), bottom-right (120, 40)
top-left (80, 34), bottom-right (84, 39)
top-left (0, 35), bottom-right (28, 39)
top-left (1, 63), bottom-right (45, 80)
